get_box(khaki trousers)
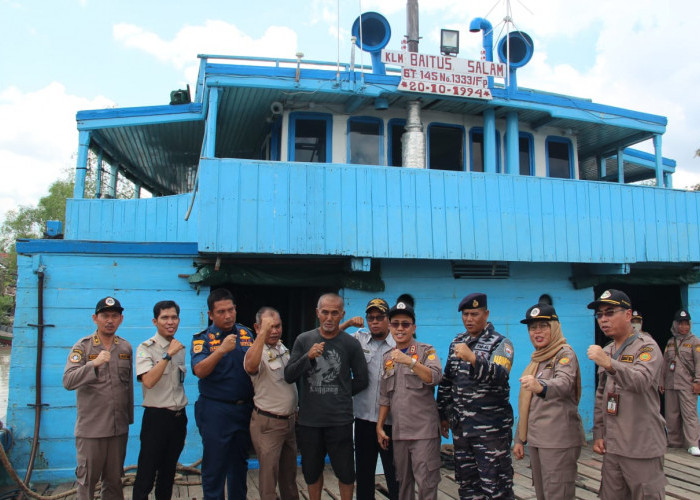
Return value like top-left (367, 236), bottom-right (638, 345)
top-left (75, 434), bottom-right (128, 500)
top-left (665, 388), bottom-right (700, 448)
top-left (393, 438), bottom-right (441, 500)
top-left (250, 409), bottom-right (299, 500)
top-left (529, 446), bottom-right (580, 500)
top-left (600, 453), bottom-right (666, 500)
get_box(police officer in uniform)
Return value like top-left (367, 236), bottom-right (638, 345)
top-left (512, 304), bottom-right (585, 500)
top-left (191, 289), bottom-right (255, 500)
top-left (63, 296), bottom-right (133, 500)
top-left (437, 293), bottom-right (515, 499)
top-left (132, 300), bottom-right (188, 500)
top-left (660, 308), bottom-right (700, 456)
top-left (587, 289), bottom-right (667, 499)
top-left (377, 300), bottom-right (442, 500)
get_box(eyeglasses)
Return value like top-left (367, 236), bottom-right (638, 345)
top-left (390, 321), bottom-right (413, 329)
top-left (594, 308), bottom-right (624, 319)
top-left (527, 322), bottom-right (550, 332)
top-left (366, 314), bottom-right (386, 322)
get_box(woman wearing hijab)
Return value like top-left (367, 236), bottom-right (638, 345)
top-left (512, 303), bottom-right (585, 500)
top-left (660, 308), bottom-right (700, 456)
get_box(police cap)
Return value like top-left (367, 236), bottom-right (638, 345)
top-left (520, 303), bottom-right (559, 324)
top-left (586, 289), bottom-right (631, 310)
top-left (388, 301), bottom-right (415, 322)
top-left (674, 309), bottom-right (691, 321)
top-left (95, 296), bottom-right (124, 314)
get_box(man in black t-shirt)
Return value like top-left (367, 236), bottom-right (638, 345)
top-left (285, 293), bottom-right (369, 500)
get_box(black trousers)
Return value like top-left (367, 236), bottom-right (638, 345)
top-left (354, 418), bottom-right (399, 500)
top-left (132, 407), bottom-right (187, 500)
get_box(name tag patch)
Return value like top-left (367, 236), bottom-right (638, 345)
top-left (620, 354), bottom-right (634, 363)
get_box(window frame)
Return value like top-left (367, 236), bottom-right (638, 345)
top-left (287, 112), bottom-right (333, 162)
top-left (545, 136), bottom-right (574, 179)
top-left (346, 116), bottom-right (385, 166)
top-left (427, 122), bottom-right (466, 172)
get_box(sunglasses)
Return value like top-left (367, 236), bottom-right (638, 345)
top-left (390, 321), bottom-right (413, 329)
top-left (366, 314), bottom-right (386, 322)
top-left (594, 308), bottom-right (625, 319)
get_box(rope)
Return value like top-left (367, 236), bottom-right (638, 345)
top-left (0, 444), bottom-right (202, 499)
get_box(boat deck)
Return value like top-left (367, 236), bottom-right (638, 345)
top-left (6, 443), bottom-right (700, 499)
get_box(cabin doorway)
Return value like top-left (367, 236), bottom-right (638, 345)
top-left (210, 284), bottom-right (332, 346)
top-left (592, 283), bottom-right (681, 415)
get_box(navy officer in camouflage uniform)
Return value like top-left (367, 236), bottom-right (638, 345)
top-left (437, 293), bottom-right (515, 499)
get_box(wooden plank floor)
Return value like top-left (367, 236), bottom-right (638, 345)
top-left (12, 443), bottom-right (700, 499)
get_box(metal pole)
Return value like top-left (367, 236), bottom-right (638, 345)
top-left (407, 0), bottom-right (419, 52)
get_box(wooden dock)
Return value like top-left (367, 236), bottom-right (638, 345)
top-left (8, 443), bottom-right (700, 499)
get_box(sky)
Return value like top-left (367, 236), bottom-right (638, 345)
top-left (1, 0), bottom-right (700, 225)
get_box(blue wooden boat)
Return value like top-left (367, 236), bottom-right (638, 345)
top-left (5, 5), bottom-right (699, 483)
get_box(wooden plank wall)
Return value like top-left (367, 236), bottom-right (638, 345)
top-left (8, 252), bottom-right (207, 482)
top-left (197, 159), bottom-right (700, 263)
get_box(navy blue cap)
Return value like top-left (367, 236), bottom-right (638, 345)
top-left (587, 289), bottom-right (631, 310)
top-left (521, 303), bottom-right (558, 324)
top-left (675, 309), bottom-right (691, 321)
top-left (458, 293), bottom-right (487, 311)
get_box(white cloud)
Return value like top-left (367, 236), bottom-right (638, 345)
top-left (113, 20), bottom-right (298, 90)
top-left (0, 83), bottom-right (113, 223)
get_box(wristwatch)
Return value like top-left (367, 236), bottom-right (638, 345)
top-left (409, 358), bottom-right (418, 371)
top-left (162, 352), bottom-right (172, 361)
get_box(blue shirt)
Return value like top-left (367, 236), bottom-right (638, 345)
top-left (191, 323), bottom-right (254, 402)
top-left (352, 328), bottom-right (395, 422)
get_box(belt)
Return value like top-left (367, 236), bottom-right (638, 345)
top-left (203, 395), bottom-right (252, 405)
top-left (144, 407), bottom-right (186, 417)
top-left (255, 406), bottom-right (293, 420)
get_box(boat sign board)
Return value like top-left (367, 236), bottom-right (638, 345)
top-left (381, 49), bottom-right (506, 99)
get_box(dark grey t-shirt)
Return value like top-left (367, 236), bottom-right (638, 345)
top-left (284, 328), bottom-right (368, 427)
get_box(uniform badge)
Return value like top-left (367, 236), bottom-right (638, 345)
top-left (210, 339), bottom-right (221, 346)
top-left (639, 346), bottom-right (653, 353)
top-left (193, 340), bottom-right (205, 354)
top-left (239, 329), bottom-right (249, 337)
top-left (620, 355), bottom-right (634, 363)
top-left (638, 352), bottom-right (652, 362)
top-left (504, 345), bottom-right (513, 357)
top-left (544, 362), bottom-right (554, 370)
top-left (601, 290), bottom-right (612, 299)
top-left (385, 359), bottom-right (394, 370)
top-left (428, 354), bottom-right (436, 360)
top-left (680, 311), bottom-right (687, 317)
top-left (409, 345), bottom-right (417, 354)
top-left (530, 307), bottom-right (540, 317)
top-left (472, 299), bottom-right (479, 308)
top-left (208, 333), bottom-right (216, 340)
top-left (119, 353), bottom-right (130, 360)
top-left (89, 354), bottom-right (98, 360)
top-left (695, 345), bottom-right (700, 352)
top-left (683, 343), bottom-right (693, 349)
top-left (92, 335), bottom-right (101, 346)
top-left (559, 357), bottom-right (570, 365)
top-left (69, 350), bottom-right (83, 363)
top-left (105, 297), bottom-right (115, 306)
top-left (493, 355), bottom-right (512, 370)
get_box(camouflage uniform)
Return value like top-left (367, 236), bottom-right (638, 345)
top-left (437, 323), bottom-right (515, 499)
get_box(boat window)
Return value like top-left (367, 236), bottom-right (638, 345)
top-left (428, 124), bottom-right (464, 171)
top-left (388, 119), bottom-right (406, 166)
top-left (288, 113), bottom-right (332, 162)
top-left (546, 137), bottom-right (573, 179)
top-left (347, 117), bottom-right (383, 165)
top-left (469, 128), bottom-right (502, 172)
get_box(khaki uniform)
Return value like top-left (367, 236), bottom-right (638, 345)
top-left (515, 346), bottom-right (585, 500)
top-left (135, 334), bottom-right (187, 409)
top-left (249, 341), bottom-right (299, 500)
top-left (593, 335), bottom-right (667, 499)
top-left (379, 341), bottom-right (442, 500)
top-left (132, 334), bottom-right (188, 500)
top-left (63, 333), bottom-right (134, 500)
top-left (662, 333), bottom-right (700, 448)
